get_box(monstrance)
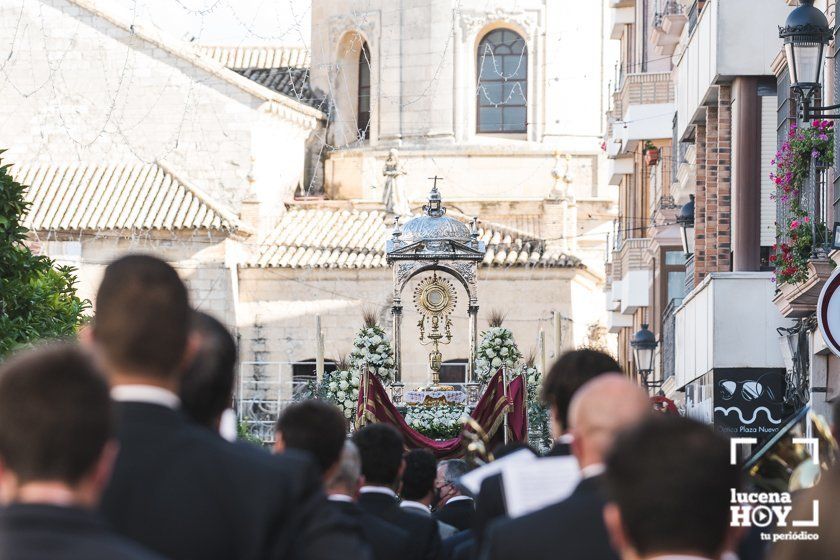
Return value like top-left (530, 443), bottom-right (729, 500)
top-left (413, 273), bottom-right (458, 390)
top-left (385, 179), bottom-right (486, 404)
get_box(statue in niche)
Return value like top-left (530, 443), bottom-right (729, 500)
top-left (382, 149), bottom-right (410, 215)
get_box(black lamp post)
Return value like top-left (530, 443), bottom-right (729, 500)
top-left (631, 323), bottom-right (661, 389)
top-left (677, 194), bottom-right (695, 256)
top-left (779, 0), bottom-right (834, 119)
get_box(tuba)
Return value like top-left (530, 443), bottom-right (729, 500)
top-left (744, 406), bottom-right (839, 493)
top-left (462, 415), bottom-right (495, 468)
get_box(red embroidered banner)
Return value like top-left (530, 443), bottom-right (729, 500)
top-left (355, 370), bottom-right (527, 459)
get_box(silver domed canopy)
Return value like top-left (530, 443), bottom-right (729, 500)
top-left (385, 181), bottom-right (486, 385)
top-left (386, 185), bottom-right (486, 262)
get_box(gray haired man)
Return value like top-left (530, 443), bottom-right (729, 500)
top-left (326, 442), bottom-right (410, 560)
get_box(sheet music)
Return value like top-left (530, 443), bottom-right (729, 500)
top-left (502, 456), bottom-right (581, 518)
top-left (459, 449), bottom-right (537, 495)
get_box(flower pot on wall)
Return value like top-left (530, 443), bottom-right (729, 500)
top-left (644, 148), bottom-right (660, 166)
top-left (773, 258), bottom-right (835, 318)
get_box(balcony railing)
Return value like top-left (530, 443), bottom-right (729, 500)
top-left (687, 0), bottom-right (704, 35)
top-left (777, 160), bottom-right (832, 255)
top-left (652, 0), bottom-right (687, 55)
top-left (616, 72), bottom-right (674, 124)
top-left (654, 0), bottom-right (685, 24)
top-left (661, 297), bottom-right (684, 381)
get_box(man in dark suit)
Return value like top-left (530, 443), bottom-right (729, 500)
top-left (274, 400), bottom-right (395, 560)
top-left (0, 344), bottom-right (161, 560)
top-left (481, 375), bottom-right (650, 560)
top-left (473, 349), bottom-right (623, 550)
top-left (603, 416), bottom-right (742, 560)
top-left (352, 424), bottom-right (442, 560)
top-left (178, 310), bottom-right (238, 434)
top-left (325, 440), bottom-right (411, 560)
top-left (92, 255), bottom-right (366, 560)
top-left (433, 459), bottom-right (473, 531)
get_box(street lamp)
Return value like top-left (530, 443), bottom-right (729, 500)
top-left (631, 323), bottom-right (660, 388)
top-left (677, 194), bottom-right (695, 256)
top-left (779, 0), bottom-right (833, 119)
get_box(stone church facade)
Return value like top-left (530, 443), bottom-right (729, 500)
top-left (0, 0), bottom-right (614, 401)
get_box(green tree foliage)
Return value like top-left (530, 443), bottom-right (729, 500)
top-left (0, 156), bottom-right (89, 357)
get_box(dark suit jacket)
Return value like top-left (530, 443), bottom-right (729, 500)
top-left (0, 503), bottom-right (163, 560)
top-left (480, 475), bottom-right (617, 560)
top-left (328, 499), bottom-right (410, 560)
top-left (434, 499), bottom-right (475, 532)
top-left (441, 530), bottom-right (473, 560)
top-left (357, 491), bottom-right (442, 560)
top-left (101, 401), bottom-right (369, 560)
top-left (473, 442), bottom-right (571, 550)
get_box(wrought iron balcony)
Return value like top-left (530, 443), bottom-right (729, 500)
top-left (652, 0), bottom-right (688, 55)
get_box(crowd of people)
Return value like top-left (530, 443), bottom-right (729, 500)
top-left (0, 253), bottom-right (831, 559)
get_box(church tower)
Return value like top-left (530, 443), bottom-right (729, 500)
top-left (309, 0), bottom-right (613, 272)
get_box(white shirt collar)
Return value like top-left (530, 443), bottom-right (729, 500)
top-left (400, 500), bottom-right (430, 514)
top-left (327, 494), bottom-right (355, 503)
top-left (446, 495), bottom-right (474, 504)
top-left (557, 433), bottom-right (575, 444)
top-left (580, 463), bottom-right (606, 479)
top-left (359, 486), bottom-right (397, 499)
top-left (111, 385), bottom-right (181, 409)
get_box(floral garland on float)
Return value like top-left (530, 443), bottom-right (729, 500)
top-left (349, 311), bottom-right (396, 385)
top-left (399, 403), bottom-right (470, 440)
top-left (770, 120), bottom-right (835, 285)
top-left (474, 311), bottom-right (523, 385)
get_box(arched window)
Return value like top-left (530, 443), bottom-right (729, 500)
top-left (358, 42), bottom-right (372, 140)
top-left (476, 29), bottom-right (527, 133)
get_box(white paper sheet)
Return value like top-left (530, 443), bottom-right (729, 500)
top-left (502, 456), bottom-right (581, 518)
top-left (459, 449), bottom-right (537, 495)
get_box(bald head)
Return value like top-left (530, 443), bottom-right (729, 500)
top-left (568, 375), bottom-right (650, 467)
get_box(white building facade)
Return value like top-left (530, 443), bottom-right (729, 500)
top-left (0, 0), bottom-right (615, 410)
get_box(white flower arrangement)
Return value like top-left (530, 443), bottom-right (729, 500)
top-left (402, 404), bottom-right (469, 440)
top-left (323, 369), bottom-right (361, 419)
top-left (475, 326), bottom-right (522, 384)
top-left (349, 324), bottom-right (396, 384)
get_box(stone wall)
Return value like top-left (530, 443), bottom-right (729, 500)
top-left (35, 231), bottom-right (234, 326)
top-left (0, 0), bottom-right (319, 212)
top-left (235, 265), bottom-right (594, 397)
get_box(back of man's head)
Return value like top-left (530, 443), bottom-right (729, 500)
top-left (401, 449), bottom-right (437, 501)
top-left (604, 415), bottom-right (740, 559)
top-left (540, 349), bottom-right (622, 432)
top-left (180, 311), bottom-right (237, 428)
top-left (567, 375), bottom-right (650, 466)
top-left (94, 255), bottom-right (189, 380)
top-left (325, 441), bottom-right (363, 496)
top-left (0, 344), bottom-right (112, 494)
top-left (351, 423), bottom-right (404, 487)
top-left (275, 400), bottom-right (347, 473)
top-left (438, 459), bottom-right (469, 496)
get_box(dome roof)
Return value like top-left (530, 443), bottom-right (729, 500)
top-left (400, 214), bottom-right (471, 244)
top-left (398, 185), bottom-right (471, 244)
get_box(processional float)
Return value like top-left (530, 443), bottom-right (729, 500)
top-left (356, 180), bottom-right (526, 456)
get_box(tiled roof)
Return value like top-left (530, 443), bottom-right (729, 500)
top-left (234, 68), bottom-right (327, 110)
top-left (198, 45), bottom-right (310, 69)
top-left (198, 45), bottom-right (325, 110)
top-left (246, 207), bottom-right (581, 269)
top-left (15, 162), bottom-right (239, 232)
